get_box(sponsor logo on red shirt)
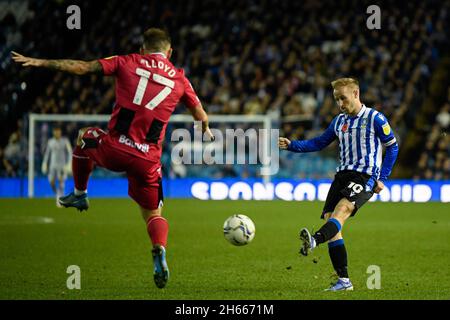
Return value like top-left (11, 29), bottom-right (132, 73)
top-left (118, 135), bottom-right (149, 153)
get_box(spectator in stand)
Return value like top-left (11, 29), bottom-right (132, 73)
top-left (1, 0), bottom-right (449, 179)
top-left (3, 132), bottom-right (21, 177)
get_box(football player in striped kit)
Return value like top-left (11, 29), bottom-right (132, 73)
top-left (279, 78), bottom-right (399, 291)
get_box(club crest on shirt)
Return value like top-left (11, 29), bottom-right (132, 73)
top-left (361, 118), bottom-right (368, 129)
top-left (341, 123), bottom-right (349, 133)
top-left (382, 123), bottom-right (391, 135)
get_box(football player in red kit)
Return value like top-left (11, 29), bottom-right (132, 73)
top-left (12, 28), bottom-right (214, 289)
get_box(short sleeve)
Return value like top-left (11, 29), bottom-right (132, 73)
top-left (98, 55), bottom-right (126, 76)
top-left (181, 77), bottom-right (201, 109)
top-left (374, 112), bottom-right (397, 146)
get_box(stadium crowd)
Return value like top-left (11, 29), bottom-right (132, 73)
top-left (414, 85), bottom-right (450, 180)
top-left (0, 0), bottom-right (448, 180)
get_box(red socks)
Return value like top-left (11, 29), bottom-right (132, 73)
top-left (72, 145), bottom-right (169, 248)
top-left (146, 216), bottom-right (169, 248)
top-left (72, 146), bottom-right (94, 192)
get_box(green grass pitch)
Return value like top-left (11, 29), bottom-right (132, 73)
top-left (0, 198), bottom-right (449, 300)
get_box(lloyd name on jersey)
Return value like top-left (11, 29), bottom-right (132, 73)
top-left (140, 58), bottom-right (176, 77)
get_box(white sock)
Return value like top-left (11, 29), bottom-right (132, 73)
top-left (311, 237), bottom-right (317, 249)
top-left (74, 188), bottom-right (87, 196)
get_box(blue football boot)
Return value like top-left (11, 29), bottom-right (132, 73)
top-left (58, 192), bottom-right (89, 212)
top-left (152, 244), bottom-right (169, 289)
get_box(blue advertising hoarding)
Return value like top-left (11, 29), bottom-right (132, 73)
top-left (1, 178), bottom-right (449, 203)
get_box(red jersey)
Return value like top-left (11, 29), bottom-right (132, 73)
top-left (98, 53), bottom-right (200, 163)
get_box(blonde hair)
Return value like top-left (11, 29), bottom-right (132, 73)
top-left (331, 78), bottom-right (359, 89)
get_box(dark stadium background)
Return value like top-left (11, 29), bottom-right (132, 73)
top-left (0, 0), bottom-right (448, 186)
top-left (0, 0), bottom-right (450, 302)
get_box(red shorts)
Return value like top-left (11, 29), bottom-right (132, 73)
top-left (80, 127), bottom-right (163, 210)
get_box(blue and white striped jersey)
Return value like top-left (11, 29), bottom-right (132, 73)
top-left (333, 105), bottom-right (396, 176)
top-left (288, 105), bottom-right (399, 182)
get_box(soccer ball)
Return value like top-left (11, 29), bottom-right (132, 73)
top-left (223, 214), bottom-right (255, 246)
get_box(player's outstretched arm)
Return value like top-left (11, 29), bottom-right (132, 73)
top-left (281, 116), bottom-right (338, 153)
top-left (189, 104), bottom-right (215, 141)
top-left (278, 137), bottom-right (291, 149)
top-left (12, 51), bottom-right (102, 75)
top-left (282, 128), bottom-right (336, 153)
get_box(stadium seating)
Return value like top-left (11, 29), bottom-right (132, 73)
top-left (413, 85), bottom-right (450, 180)
top-left (0, 0), bottom-right (448, 179)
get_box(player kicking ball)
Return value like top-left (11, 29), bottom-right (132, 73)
top-left (41, 126), bottom-right (72, 207)
top-left (279, 78), bottom-right (399, 291)
top-left (13, 28), bottom-right (214, 289)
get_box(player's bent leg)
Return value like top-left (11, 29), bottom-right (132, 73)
top-left (73, 128), bottom-right (95, 194)
top-left (303, 177), bottom-right (342, 255)
top-left (312, 198), bottom-right (353, 246)
top-left (329, 197), bottom-right (354, 228)
top-left (59, 128), bottom-right (98, 211)
top-left (299, 212), bottom-right (332, 256)
top-left (58, 145), bottom-right (92, 211)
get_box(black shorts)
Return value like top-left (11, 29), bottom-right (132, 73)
top-left (321, 170), bottom-right (375, 219)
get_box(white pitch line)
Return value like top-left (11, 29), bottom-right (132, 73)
top-left (0, 216), bottom-right (55, 225)
top-left (36, 217), bottom-right (55, 224)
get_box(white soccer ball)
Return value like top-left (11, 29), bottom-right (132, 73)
top-left (223, 214), bottom-right (255, 246)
